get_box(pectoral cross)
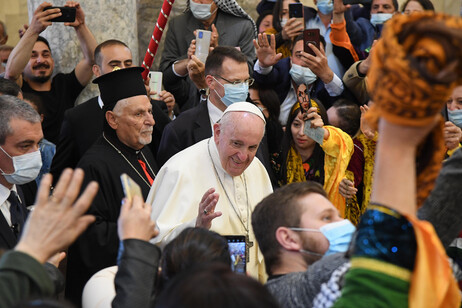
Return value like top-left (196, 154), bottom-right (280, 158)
top-left (245, 234), bottom-right (253, 263)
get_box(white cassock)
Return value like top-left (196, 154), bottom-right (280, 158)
top-left (146, 138), bottom-right (273, 280)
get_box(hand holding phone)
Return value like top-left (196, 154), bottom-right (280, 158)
top-left (195, 29), bottom-right (212, 63)
top-left (43, 6), bottom-right (76, 22)
top-left (289, 3), bottom-right (304, 26)
top-left (303, 29), bottom-right (320, 57)
top-left (148, 71), bottom-right (163, 100)
top-left (120, 174), bottom-right (143, 202)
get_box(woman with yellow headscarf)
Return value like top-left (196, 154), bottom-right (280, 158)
top-left (274, 98), bottom-right (353, 217)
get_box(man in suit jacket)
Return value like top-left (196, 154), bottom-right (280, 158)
top-left (253, 34), bottom-right (346, 125)
top-left (157, 46), bottom-right (277, 186)
top-left (160, 0), bottom-right (257, 112)
top-left (0, 95), bottom-right (42, 249)
top-left (50, 40), bottom-right (172, 184)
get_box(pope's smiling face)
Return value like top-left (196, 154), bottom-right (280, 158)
top-left (213, 112), bottom-right (265, 177)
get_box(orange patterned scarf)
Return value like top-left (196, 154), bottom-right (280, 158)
top-left (365, 12), bottom-right (462, 207)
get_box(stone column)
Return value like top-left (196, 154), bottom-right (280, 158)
top-left (27, 0), bottom-right (139, 104)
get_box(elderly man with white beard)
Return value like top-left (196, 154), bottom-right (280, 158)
top-left (65, 67), bottom-right (159, 306)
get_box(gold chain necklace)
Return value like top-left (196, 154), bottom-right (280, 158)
top-left (103, 133), bottom-right (156, 188)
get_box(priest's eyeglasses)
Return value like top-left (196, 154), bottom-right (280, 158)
top-left (214, 75), bottom-right (255, 87)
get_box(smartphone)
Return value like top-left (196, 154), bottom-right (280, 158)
top-left (225, 235), bottom-right (246, 274)
top-left (289, 3), bottom-right (304, 29)
top-left (120, 173), bottom-right (143, 202)
top-left (44, 7), bottom-right (76, 23)
top-left (442, 105), bottom-right (449, 121)
top-left (149, 71), bottom-right (163, 100)
top-left (304, 29), bottom-right (320, 57)
top-left (195, 29), bottom-right (212, 63)
top-left (343, 0), bottom-right (372, 5)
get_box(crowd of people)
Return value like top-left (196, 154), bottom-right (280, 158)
top-left (0, 0), bottom-right (462, 307)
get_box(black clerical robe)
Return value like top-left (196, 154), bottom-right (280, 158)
top-left (65, 132), bottom-right (158, 306)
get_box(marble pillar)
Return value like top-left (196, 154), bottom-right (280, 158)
top-left (27, 0), bottom-right (139, 104)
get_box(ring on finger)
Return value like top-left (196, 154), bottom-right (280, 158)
top-left (203, 209), bottom-right (208, 215)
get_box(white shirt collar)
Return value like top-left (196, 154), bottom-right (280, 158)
top-left (0, 183), bottom-right (12, 206)
top-left (207, 98), bottom-right (224, 131)
top-left (98, 95), bottom-right (104, 109)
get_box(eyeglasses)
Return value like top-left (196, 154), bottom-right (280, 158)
top-left (214, 75), bottom-right (254, 86)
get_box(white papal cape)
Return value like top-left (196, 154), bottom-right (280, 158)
top-left (146, 138), bottom-right (273, 280)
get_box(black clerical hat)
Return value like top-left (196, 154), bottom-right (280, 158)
top-left (93, 67), bottom-right (146, 111)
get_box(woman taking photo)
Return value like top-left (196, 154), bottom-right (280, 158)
top-left (275, 99), bottom-right (353, 216)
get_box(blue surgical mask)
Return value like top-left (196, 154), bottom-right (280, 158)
top-left (317, 0), bottom-right (333, 15)
top-left (290, 219), bottom-right (356, 256)
top-left (448, 108), bottom-right (462, 128)
top-left (0, 147), bottom-right (42, 185)
top-left (370, 13), bottom-right (393, 26)
top-left (190, 0), bottom-right (217, 21)
top-left (213, 77), bottom-right (249, 107)
top-left (289, 63), bottom-right (318, 85)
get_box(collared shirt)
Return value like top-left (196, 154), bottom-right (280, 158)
top-left (98, 95), bottom-right (104, 109)
top-left (306, 15), bottom-right (346, 79)
top-left (207, 98), bottom-right (224, 130)
top-left (0, 184), bottom-right (20, 227)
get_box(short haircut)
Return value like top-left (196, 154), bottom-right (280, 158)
top-left (0, 95), bottom-right (41, 145)
top-left (94, 39), bottom-right (130, 67)
top-left (331, 99), bottom-right (361, 137)
top-left (36, 36), bottom-right (51, 52)
top-left (160, 228), bottom-right (231, 289)
top-left (204, 46), bottom-right (248, 77)
top-left (0, 78), bottom-right (21, 97)
top-left (372, 0), bottom-right (399, 11)
top-left (252, 181), bottom-right (327, 276)
top-left (401, 0), bottom-right (435, 12)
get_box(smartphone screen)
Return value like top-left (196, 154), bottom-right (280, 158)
top-left (304, 29), bottom-right (320, 57)
top-left (195, 29), bottom-right (212, 63)
top-left (225, 235), bottom-right (246, 274)
top-left (44, 6), bottom-right (76, 22)
top-left (289, 3), bottom-right (304, 30)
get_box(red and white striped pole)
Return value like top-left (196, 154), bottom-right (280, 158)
top-left (141, 0), bottom-right (175, 80)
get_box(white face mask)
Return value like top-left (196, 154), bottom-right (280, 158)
top-left (0, 147), bottom-right (42, 185)
top-left (370, 13), bottom-right (393, 26)
top-left (289, 63), bottom-right (318, 85)
top-left (280, 18), bottom-right (288, 28)
top-left (190, 0), bottom-right (218, 21)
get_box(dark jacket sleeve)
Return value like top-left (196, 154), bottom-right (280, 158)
top-left (0, 250), bottom-right (54, 307)
top-left (112, 239), bottom-right (161, 308)
top-left (417, 148), bottom-right (462, 248)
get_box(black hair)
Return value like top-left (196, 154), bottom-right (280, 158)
top-left (36, 36), bottom-right (51, 52)
top-left (94, 39), bottom-right (130, 67)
